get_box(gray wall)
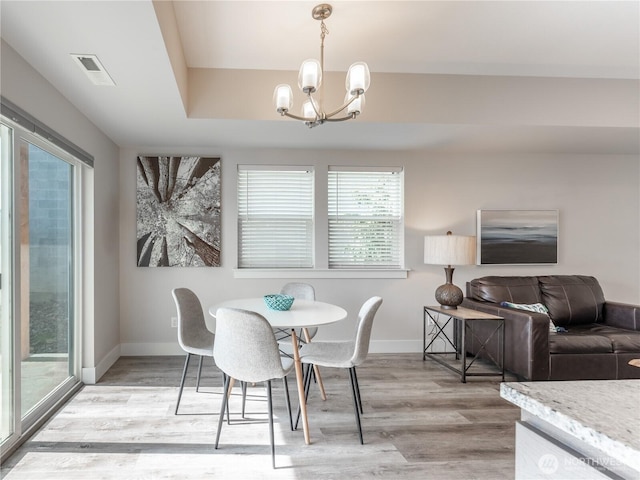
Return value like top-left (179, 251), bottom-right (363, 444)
top-left (4, 37), bottom-right (639, 371)
top-left (1, 40), bottom-right (121, 378)
top-left (119, 147), bottom-right (640, 355)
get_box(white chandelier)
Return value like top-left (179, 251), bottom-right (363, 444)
top-left (273, 3), bottom-right (370, 128)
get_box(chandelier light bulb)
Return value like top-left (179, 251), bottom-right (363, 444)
top-left (299, 59), bottom-right (322, 94)
top-left (345, 92), bottom-right (365, 115)
top-left (302, 99), bottom-right (317, 119)
top-left (274, 84), bottom-right (293, 113)
top-left (346, 62), bottom-right (370, 95)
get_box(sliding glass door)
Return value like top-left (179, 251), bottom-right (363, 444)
top-left (20, 138), bottom-right (76, 417)
top-left (0, 124), bottom-right (14, 446)
top-left (0, 119), bottom-right (82, 454)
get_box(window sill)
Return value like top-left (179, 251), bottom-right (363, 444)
top-left (232, 268), bottom-right (409, 279)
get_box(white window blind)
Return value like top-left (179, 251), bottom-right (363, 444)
top-left (328, 167), bottom-right (404, 269)
top-left (237, 166), bottom-right (314, 268)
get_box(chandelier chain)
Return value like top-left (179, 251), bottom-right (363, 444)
top-left (320, 20), bottom-right (329, 45)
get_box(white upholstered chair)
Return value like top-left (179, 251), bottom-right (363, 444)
top-left (274, 282), bottom-right (317, 341)
top-left (213, 307), bottom-right (294, 468)
top-left (171, 288), bottom-right (216, 415)
top-left (297, 296), bottom-right (383, 444)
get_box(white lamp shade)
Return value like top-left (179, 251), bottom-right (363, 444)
top-left (345, 92), bottom-right (365, 115)
top-left (298, 59), bottom-right (322, 92)
top-left (346, 62), bottom-right (370, 95)
top-left (424, 234), bottom-right (476, 266)
top-left (273, 84), bottom-right (293, 112)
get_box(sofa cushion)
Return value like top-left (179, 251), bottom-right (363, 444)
top-left (608, 333), bottom-right (640, 353)
top-left (467, 276), bottom-right (541, 304)
top-left (549, 333), bottom-right (612, 354)
top-left (548, 323), bottom-right (640, 354)
top-left (539, 275), bottom-right (605, 327)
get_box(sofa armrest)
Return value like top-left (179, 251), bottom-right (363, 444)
top-left (603, 301), bottom-right (640, 331)
top-left (462, 298), bottom-right (551, 380)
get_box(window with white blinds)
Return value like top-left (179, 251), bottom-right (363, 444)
top-left (237, 166), bottom-right (314, 268)
top-left (328, 167), bottom-right (404, 269)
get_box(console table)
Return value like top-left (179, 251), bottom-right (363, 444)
top-left (423, 305), bottom-right (504, 382)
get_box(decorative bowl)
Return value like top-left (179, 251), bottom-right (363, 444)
top-left (264, 294), bottom-right (295, 311)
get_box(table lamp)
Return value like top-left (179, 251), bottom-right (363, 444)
top-left (424, 231), bottom-right (476, 309)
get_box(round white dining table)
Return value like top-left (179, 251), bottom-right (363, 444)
top-left (208, 298), bottom-right (348, 445)
top-left (208, 298), bottom-right (347, 329)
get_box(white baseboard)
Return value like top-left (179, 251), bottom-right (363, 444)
top-left (117, 340), bottom-right (422, 357)
top-left (120, 342), bottom-right (184, 356)
top-left (82, 344), bottom-right (120, 384)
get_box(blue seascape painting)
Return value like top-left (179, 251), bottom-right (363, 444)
top-left (478, 210), bottom-right (558, 264)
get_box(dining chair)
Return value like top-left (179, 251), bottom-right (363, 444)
top-left (214, 307), bottom-right (294, 469)
top-left (275, 282), bottom-right (327, 400)
top-left (274, 282), bottom-right (317, 341)
top-left (171, 288), bottom-right (216, 415)
top-left (297, 296), bottom-right (383, 444)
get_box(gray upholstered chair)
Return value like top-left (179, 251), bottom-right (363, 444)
top-left (171, 288), bottom-right (215, 415)
top-left (213, 307), bottom-right (294, 469)
top-left (274, 282), bottom-right (317, 341)
top-left (297, 296), bottom-right (383, 444)
top-left (275, 282), bottom-right (327, 399)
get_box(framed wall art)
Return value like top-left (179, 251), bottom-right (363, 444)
top-left (137, 155), bottom-right (221, 267)
top-left (477, 210), bottom-right (558, 265)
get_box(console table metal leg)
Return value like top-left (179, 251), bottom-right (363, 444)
top-left (501, 321), bottom-right (505, 381)
top-left (460, 319), bottom-right (466, 383)
top-left (423, 309), bottom-right (426, 360)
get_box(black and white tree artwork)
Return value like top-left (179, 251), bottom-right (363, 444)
top-left (136, 156), bottom-right (221, 267)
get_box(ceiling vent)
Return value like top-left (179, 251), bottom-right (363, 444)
top-left (70, 54), bottom-right (115, 86)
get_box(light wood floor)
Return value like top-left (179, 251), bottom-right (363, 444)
top-left (1, 354), bottom-right (521, 479)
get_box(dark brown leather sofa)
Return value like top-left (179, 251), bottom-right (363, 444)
top-left (461, 275), bottom-right (640, 381)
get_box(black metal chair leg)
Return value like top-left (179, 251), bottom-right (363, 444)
top-left (175, 353), bottom-right (191, 415)
top-left (283, 376), bottom-right (293, 431)
top-left (304, 363), bottom-right (313, 401)
top-left (349, 367), bottom-right (364, 444)
top-left (266, 380), bottom-right (276, 469)
top-left (215, 375), bottom-right (231, 449)
top-left (241, 381), bottom-right (247, 418)
top-left (221, 373), bottom-right (231, 424)
top-left (196, 355), bottom-right (204, 392)
top-left (352, 366), bottom-right (363, 414)
top-left (294, 363), bottom-right (314, 430)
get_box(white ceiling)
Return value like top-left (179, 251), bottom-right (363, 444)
top-left (1, 0), bottom-right (639, 153)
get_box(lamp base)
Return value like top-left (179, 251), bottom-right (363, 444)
top-left (435, 283), bottom-right (463, 309)
top-left (434, 266), bottom-right (463, 309)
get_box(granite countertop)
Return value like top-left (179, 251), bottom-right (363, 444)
top-left (501, 380), bottom-right (640, 473)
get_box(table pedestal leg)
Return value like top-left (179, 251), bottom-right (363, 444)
top-left (292, 329), bottom-right (310, 444)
